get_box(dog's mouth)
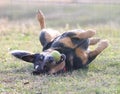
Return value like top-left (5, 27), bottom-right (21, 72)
top-left (32, 61), bottom-right (62, 75)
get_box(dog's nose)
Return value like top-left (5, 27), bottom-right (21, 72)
top-left (35, 65), bottom-right (39, 70)
top-left (35, 65), bottom-right (41, 71)
top-left (45, 56), bottom-right (54, 63)
top-left (34, 65), bottom-right (44, 74)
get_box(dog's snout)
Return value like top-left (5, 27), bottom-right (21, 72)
top-left (34, 65), bottom-right (44, 74)
top-left (35, 65), bottom-right (39, 70)
top-left (45, 56), bottom-right (54, 63)
top-left (34, 65), bottom-right (41, 71)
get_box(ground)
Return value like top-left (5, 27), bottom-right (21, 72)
top-left (0, 3), bottom-right (120, 94)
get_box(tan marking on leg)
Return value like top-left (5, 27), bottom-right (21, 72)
top-left (59, 37), bottom-right (76, 48)
top-left (89, 38), bottom-right (101, 45)
top-left (45, 32), bottom-right (52, 43)
top-left (96, 40), bottom-right (109, 54)
top-left (75, 48), bottom-right (88, 65)
top-left (89, 40), bottom-right (109, 57)
top-left (37, 10), bottom-right (46, 29)
top-left (72, 29), bottom-right (96, 39)
top-left (88, 50), bottom-right (98, 57)
top-left (42, 29), bottom-right (60, 42)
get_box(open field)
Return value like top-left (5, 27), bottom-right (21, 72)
top-left (0, 3), bottom-right (120, 94)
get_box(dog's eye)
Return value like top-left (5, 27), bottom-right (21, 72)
top-left (39, 55), bottom-right (44, 61)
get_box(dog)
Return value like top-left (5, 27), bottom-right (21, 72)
top-left (11, 10), bottom-right (109, 75)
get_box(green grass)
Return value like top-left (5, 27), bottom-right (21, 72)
top-left (0, 3), bottom-right (120, 94)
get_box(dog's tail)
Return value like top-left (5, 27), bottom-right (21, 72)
top-left (37, 10), bottom-right (46, 29)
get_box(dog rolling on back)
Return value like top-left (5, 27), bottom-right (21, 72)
top-left (11, 10), bottom-right (109, 75)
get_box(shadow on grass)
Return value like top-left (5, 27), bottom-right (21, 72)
top-left (0, 65), bottom-right (33, 74)
top-left (8, 66), bottom-right (89, 77)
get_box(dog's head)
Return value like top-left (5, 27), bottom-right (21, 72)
top-left (10, 50), bottom-right (66, 75)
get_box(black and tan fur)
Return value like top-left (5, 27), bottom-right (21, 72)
top-left (11, 10), bottom-right (108, 75)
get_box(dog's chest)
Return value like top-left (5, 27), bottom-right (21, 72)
top-left (49, 34), bottom-right (89, 70)
top-left (51, 36), bottom-right (74, 49)
top-left (51, 35), bottom-right (89, 51)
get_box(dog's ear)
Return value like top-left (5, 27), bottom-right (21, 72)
top-left (10, 50), bottom-right (35, 63)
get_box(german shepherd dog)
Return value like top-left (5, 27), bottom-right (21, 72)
top-left (11, 10), bottom-right (109, 75)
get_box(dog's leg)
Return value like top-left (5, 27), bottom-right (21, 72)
top-left (87, 40), bottom-right (109, 64)
top-left (72, 29), bottom-right (96, 39)
top-left (39, 30), bottom-right (60, 47)
top-left (37, 10), bottom-right (45, 29)
top-left (89, 38), bottom-right (101, 45)
top-left (39, 31), bottom-right (52, 46)
top-left (37, 10), bottom-right (60, 47)
top-left (78, 29), bottom-right (96, 39)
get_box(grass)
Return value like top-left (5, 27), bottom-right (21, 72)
top-left (0, 3), bottom-right (120, 94)
top-left (1, 3), bottom-right (120, 27)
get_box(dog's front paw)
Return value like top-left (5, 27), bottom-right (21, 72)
top-left (97, 40), bottom-right (109, 52)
